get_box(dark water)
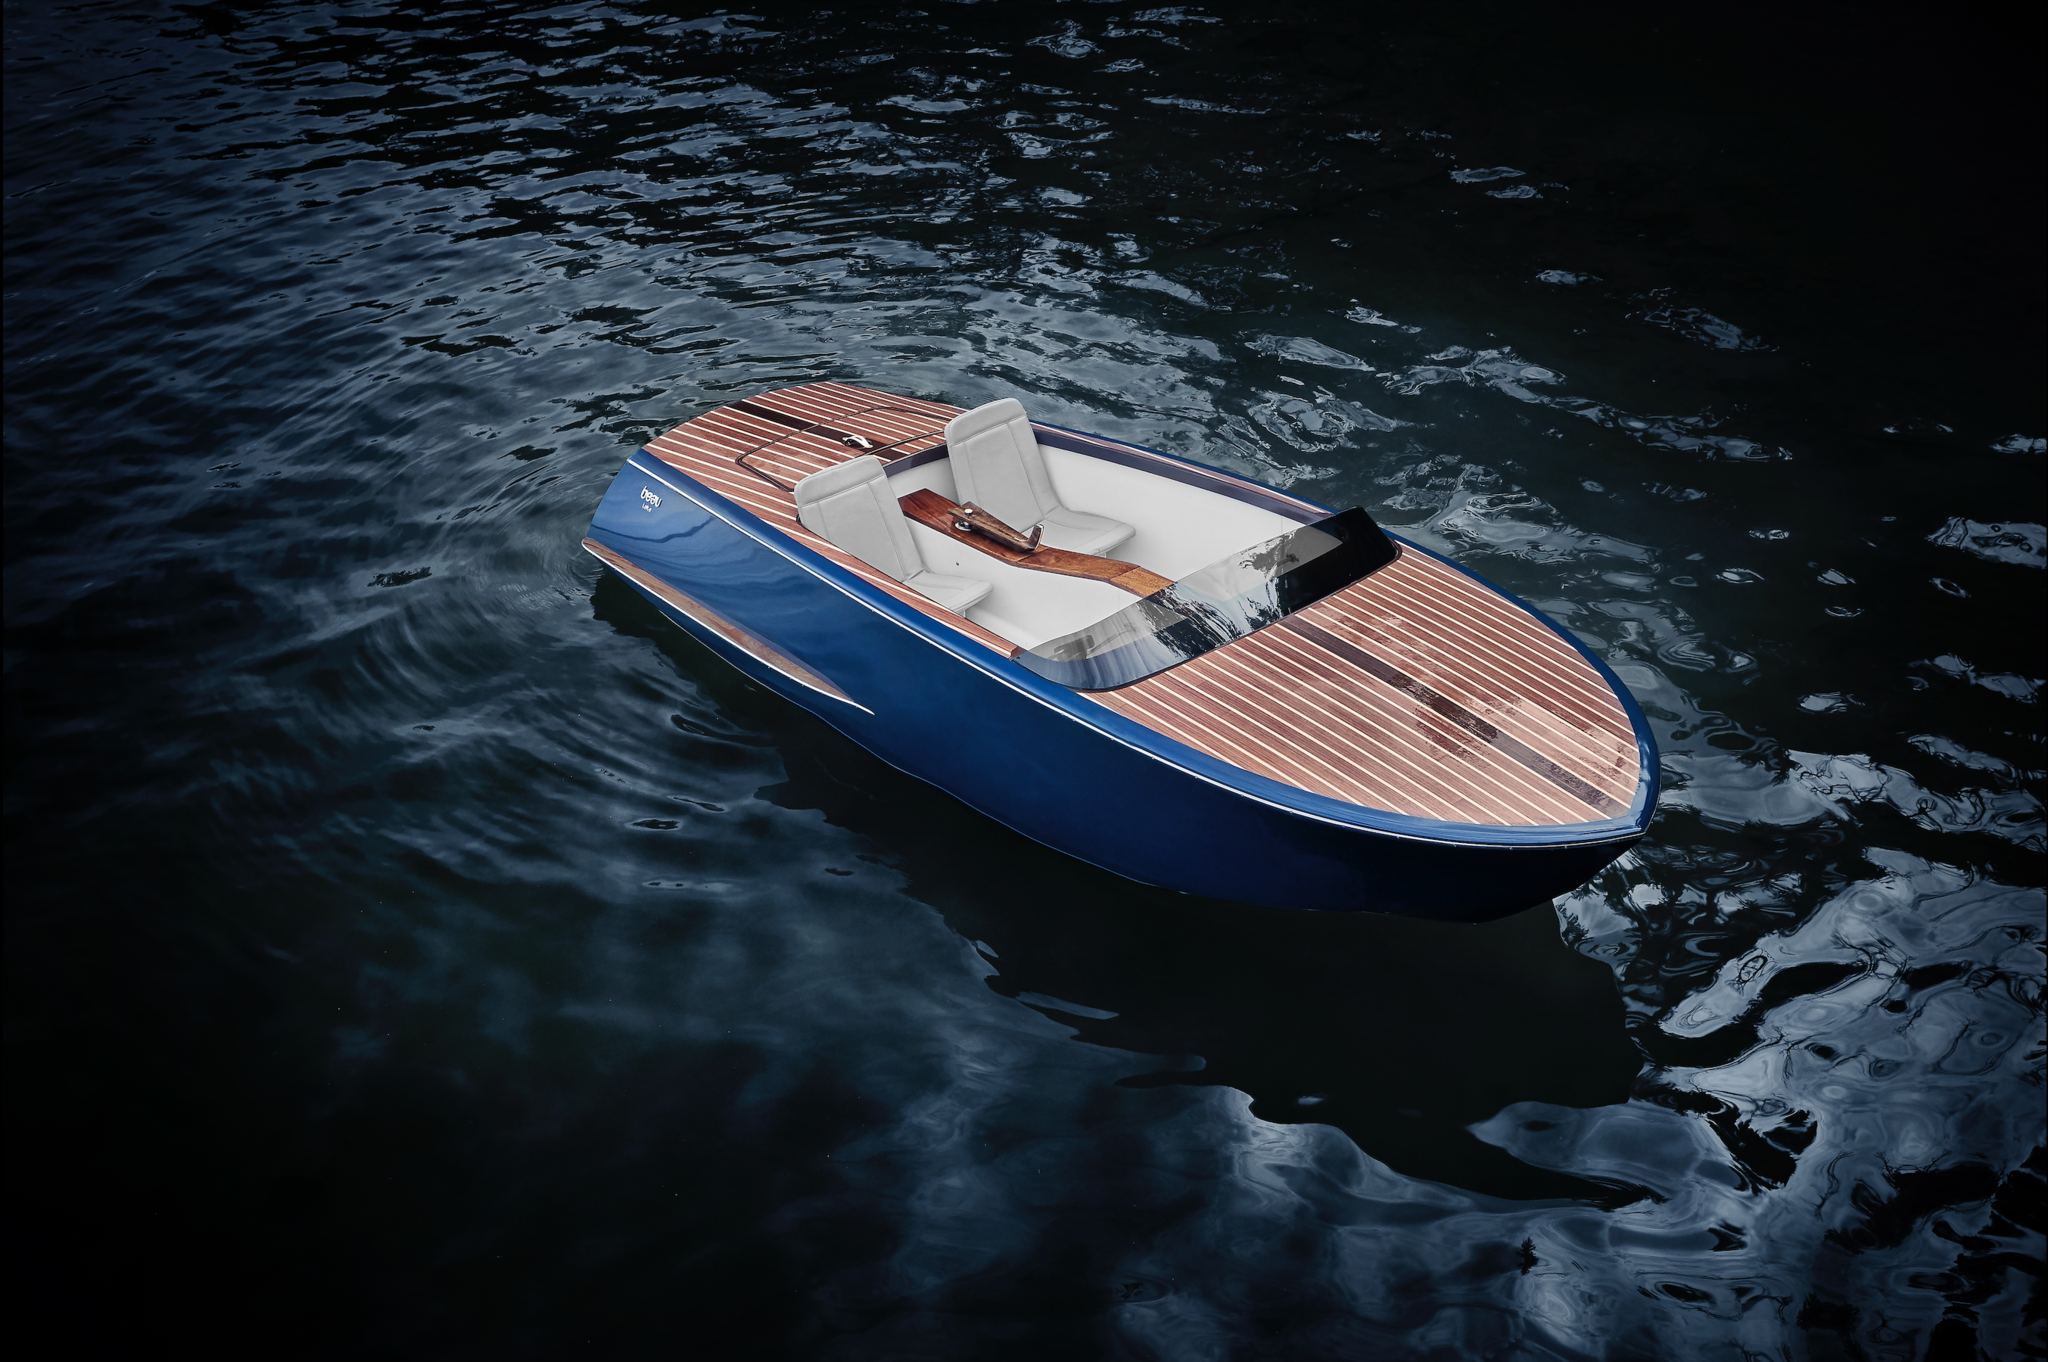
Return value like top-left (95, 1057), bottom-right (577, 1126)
top-left (6, 5), bottom-right (2045, 1358)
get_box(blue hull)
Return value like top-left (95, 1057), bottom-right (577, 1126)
top-left (587, 448), bottom-right (1654, 920)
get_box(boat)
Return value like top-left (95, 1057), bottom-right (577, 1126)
top-left (582, 381), bottom-right (1657, 919)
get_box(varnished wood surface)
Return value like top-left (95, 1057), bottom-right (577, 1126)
top-left (898, 488), bottom-right (1175, 596)
top-left (631, 381), bottom-right (1642, 827)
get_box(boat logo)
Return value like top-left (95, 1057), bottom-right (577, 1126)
top-left (639, 486), bottom-right (662, 512)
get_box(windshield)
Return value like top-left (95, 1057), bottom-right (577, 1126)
top-left (1014, 507), bottom-right (1397, 691)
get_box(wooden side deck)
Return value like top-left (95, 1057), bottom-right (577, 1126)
top-left (636, 382), bottom-right (1640, 827)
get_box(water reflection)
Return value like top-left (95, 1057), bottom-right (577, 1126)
top-left (763, 730), bottom-right (1646, 1206)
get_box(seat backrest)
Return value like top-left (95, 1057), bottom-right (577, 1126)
top-left (945, 398), bottom-right (1060, 529)
top-left (793, 455), bottom-right (920, 582)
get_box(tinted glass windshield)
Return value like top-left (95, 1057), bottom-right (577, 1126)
top-left (1015, 507), bottom-right (1397, 691)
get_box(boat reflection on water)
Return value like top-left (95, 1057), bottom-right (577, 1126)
top-left (601, 573), bottom-right (1648, 1206)
top-left (780, 741), bottom-right (1648, 1207)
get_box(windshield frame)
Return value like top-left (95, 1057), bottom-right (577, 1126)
top-left (1012, 507), bottom-right (1398, 691)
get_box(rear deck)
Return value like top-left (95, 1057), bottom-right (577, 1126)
top-left (627, 382), bottom-right (1642, 828)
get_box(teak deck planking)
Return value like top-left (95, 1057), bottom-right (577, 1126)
top-left (636, 382), bottom-right (1641, 827)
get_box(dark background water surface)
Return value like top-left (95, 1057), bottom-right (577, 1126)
top-left (6, 4), bottom-right (2045, 1359)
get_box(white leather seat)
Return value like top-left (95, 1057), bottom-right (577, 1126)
top-left (945, 399), bottom-right (1135, 557)
top-left (793, 456), bottom-right (992, 615)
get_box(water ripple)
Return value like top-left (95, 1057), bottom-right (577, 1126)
top-left (5, 3), bottom-right (2042, 1357)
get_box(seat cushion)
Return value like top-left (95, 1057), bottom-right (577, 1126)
top-left (792, 454), bottom-right (920, 581)
top-left (1037, 505), bottom-right (1135, 557)
top-left (905, 569), bottom-right (992, 615)
top-left (945, 398), bottom-right (1060, 531)
top-left (947, 399), bottom-right (1136, 556)
top-left (795, 457), bottom-right (994, 614)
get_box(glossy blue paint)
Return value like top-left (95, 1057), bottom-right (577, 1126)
top-left (586, 435), bottom-right (1657, 920)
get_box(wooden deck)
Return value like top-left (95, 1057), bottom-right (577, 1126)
top-left (636, 382), bottom-right (1641, 827)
